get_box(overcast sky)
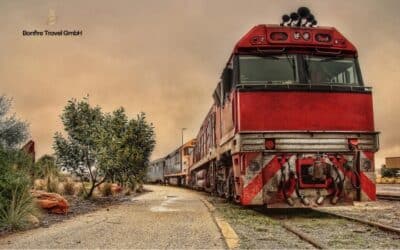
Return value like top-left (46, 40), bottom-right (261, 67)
top-left (1, 0), bottom-right (399, 168)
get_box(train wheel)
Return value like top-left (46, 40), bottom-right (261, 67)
top-left (216, 180), bottom-right (225, 197)
top-left (225, 168), bottom-right (236, 202)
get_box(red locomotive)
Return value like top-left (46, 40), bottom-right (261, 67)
top-left (150, 8), bottom-right (379, 208)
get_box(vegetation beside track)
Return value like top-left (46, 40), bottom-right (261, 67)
top-left (207, 197), bottom-right (314, 249)
top-left (208, 196), bottom-right (400, 249)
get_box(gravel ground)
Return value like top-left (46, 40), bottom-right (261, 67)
top-left (207, 197), bottom-right (315, 249)
top-left (0, 185), bottom-right (225, 249)
top-left (317, 200), bottom-right (400, 229)
top-left (279, 210), bottom-right (400, 249)
top-left (0, 191), bottom-right (143, 237)
top-left (208, 196), bottom-right (400, 249)
top-left (41, 193), bottom-right (140, 227)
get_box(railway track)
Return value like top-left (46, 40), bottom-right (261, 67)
top-left (312, 208), bottom-right (400, 234)
top-left (254, 208), bottom-right (400, 249)
top-left (377, 194), bottom-right (400, 201)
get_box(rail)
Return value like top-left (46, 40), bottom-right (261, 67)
top-left (376, 194), bottom-right (400, 201)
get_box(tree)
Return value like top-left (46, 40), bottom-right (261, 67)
top-left (34, 155), bottom-right (58, 178)
top-left (122, 113), bottom-right (155, 186)
top-left (97, 110), bottom-right (155, 187)
top-left (96, 108), bottom-right (128, 184)
top-left (53, 98), bottom-right (106, 198)
top-left (54, 97), bottom-right (156, 198)
top-left (0, 95), bottom-right (29, 149)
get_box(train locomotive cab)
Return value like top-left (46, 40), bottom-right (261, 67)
top-left (164, 139), bottom-right (196, 186)
top-left (190, 8), bottom-right (379, 208)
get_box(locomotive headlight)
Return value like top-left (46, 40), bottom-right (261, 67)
top-left (344, 160), bottom-right (353, 170)
top-left (249, 161), bottom-right (261, 172)
top-left (362, 159), bottom-right (372, 171)
top-left (315, 33), bottom-right (332, 43)
top-left (302, 32), bottom-right (310, 40)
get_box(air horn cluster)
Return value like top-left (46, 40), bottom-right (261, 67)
top-left (281, 7), bottom-right (317, 27)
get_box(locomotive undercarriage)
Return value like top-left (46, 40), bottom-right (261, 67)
top-left (191, 152), bottom-right (372, 207)
top-left (189, 131), bottom-right (378, 207)
top-left (260, 152), bottom-right (362, 207)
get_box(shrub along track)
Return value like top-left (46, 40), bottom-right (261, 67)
top-left (255, 208), bottom-right (400, 249)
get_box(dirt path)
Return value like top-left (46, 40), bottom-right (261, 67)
top-left (0, 185), bottom-right (225, 249)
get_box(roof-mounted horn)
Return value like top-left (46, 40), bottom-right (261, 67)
top-left (280, 7), bottom-right (317, 27)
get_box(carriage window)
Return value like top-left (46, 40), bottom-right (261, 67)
top-left (184, 147), bottom-right (193, 156)
top-left (239, 55), bottom-right (297, 84)
top-left (304, 56), bottom-right (361, 85)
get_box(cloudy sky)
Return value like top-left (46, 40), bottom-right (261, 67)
top-left (1, 0), bottom-right (399, 168)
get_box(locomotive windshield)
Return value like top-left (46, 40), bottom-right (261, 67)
top-left (238, 54), bottom-right (362, 86)
top-left (304, 56), bottom-right (361, 85)
top-left (239, 55), bottom-right (297, 84)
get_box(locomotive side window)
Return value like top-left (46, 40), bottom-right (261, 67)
top-left (239, 55), bottom-right (298, 84)
top-left (213, 82), bottom-right (222, 106)
top-left (304, 56), bottom-right (361, 85)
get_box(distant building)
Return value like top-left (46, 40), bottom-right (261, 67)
top-left (385, 157), bottom-right (400, 169)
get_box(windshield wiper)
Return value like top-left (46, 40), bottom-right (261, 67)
top-left (303, 56), bottom-right (311, 83)
top-left (257, 55), bottom-right (280, 60)
top-left (284, 54), bottom-right (296, 81)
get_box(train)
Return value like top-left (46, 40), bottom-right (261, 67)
top-left (147, 7), bottom-right (379, 208)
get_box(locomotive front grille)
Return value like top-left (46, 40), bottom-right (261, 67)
top-left (238, 131), bottom-right (379, 153)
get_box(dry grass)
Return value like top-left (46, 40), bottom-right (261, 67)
top-left (33, 179), bottom-right (46, 191)
top-left (99, 183), bottom-right (113, 197)
top-left (63, 181), bottom-right (76, 196)
top-left (76, 184), bottom-right (87, 197)
top-left (46, 177), bottom-right (60, 193)
top-left (124, 188), bottom-right (132, 196)
top-left (34, 177), bottom-right (62, 194)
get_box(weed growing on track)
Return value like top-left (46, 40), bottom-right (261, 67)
top-left (217, 203), bottom-right (278, 226)
top-left (207, 198), bottom-right (320, 249)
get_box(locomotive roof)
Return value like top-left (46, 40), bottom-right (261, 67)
top-left (233, 24), bottom-right (357, 55)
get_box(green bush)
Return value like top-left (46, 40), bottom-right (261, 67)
top-left (34, 155), bottom-right (59, 179)
top-left (0, 148), bottom-right (38, 230)
top-left (0, 186), bottom-right (38, 230)
top-left (127, 179), bottom-right (137, 192)
top-left (381, 167), bottom-right (399, 178)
